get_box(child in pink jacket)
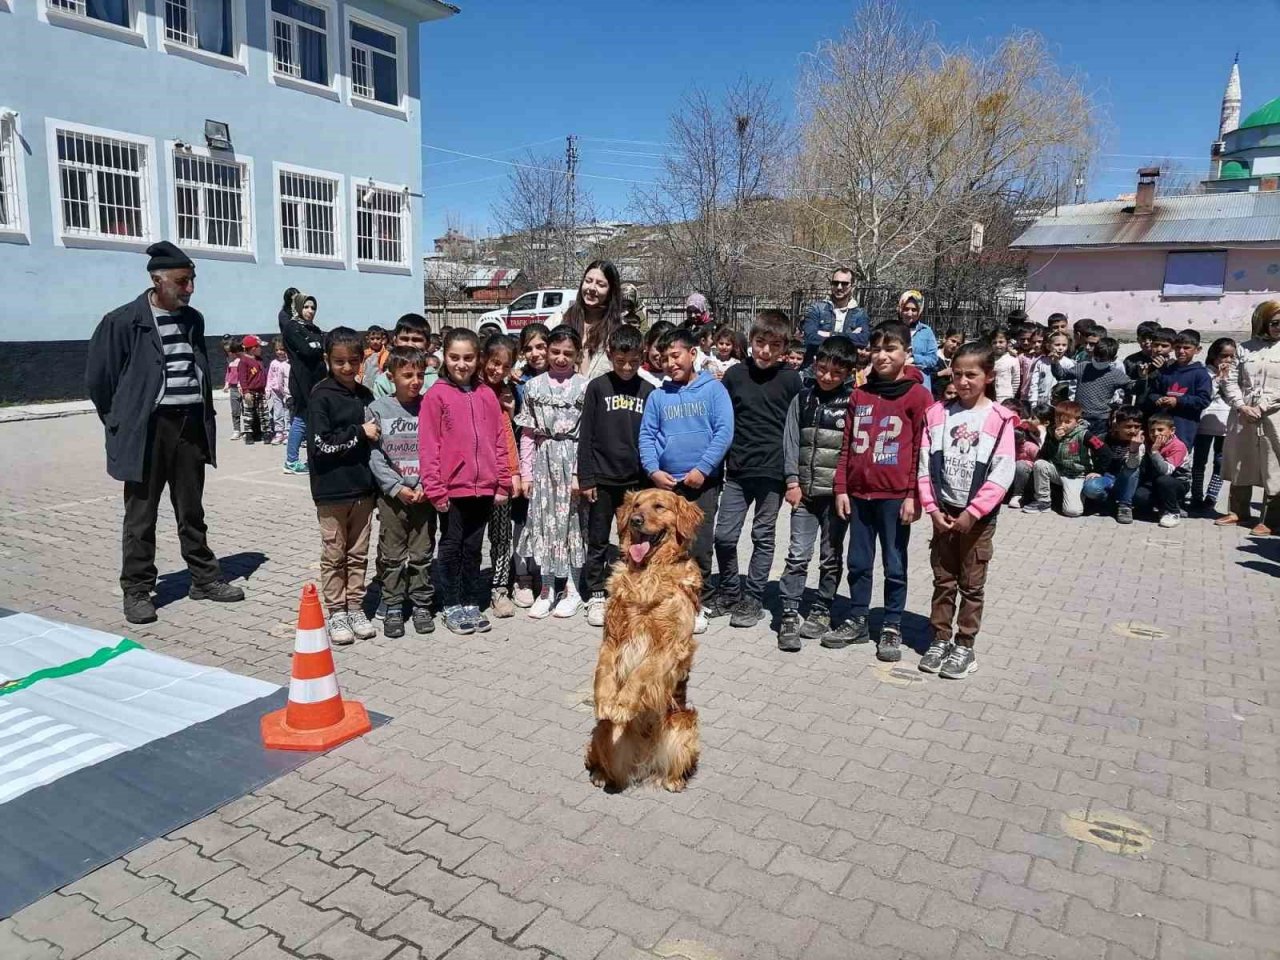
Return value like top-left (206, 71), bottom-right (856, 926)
top-left (419, 328), bottom-right (512, 636)
top-left (916, 341), bottom-right (1017, 680)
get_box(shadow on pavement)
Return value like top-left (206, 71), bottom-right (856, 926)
top-left (155, 551), bottom-right (268, 608)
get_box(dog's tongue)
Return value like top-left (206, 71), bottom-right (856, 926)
top-left (628, 541), bottom-right (651, 564)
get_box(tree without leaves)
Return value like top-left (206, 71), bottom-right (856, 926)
top-left (633, 77), bottom-right (790, 310)
top-left (490, 149), bottom-right (588, 287)
top-left (772, 0), bottom-right (1095, 292)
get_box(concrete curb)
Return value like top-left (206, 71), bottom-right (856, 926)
top-left (0, 401), bottom-right (97, 424)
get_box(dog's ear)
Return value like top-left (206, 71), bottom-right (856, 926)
top-left (673, 495), bottom-right (703, 547)
top-left (618, 490), bottom-right (638, 546)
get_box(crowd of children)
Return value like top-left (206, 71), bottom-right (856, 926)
top-left (255, 271), bottom-right (1264, 683)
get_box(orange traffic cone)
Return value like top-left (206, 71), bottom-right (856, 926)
top-left (261, 584), bottom-right (371, 751)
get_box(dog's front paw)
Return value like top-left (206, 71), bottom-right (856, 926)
top-left (598, 698), bottom-right (635, 725)
top-left (662, 776), bottom-right (688, 793)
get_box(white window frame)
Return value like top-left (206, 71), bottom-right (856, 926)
top-left (351, 177), bottom-right (411, 274)
top-left (273, 161), bottom-right (345, 268)
top-left (0, 0), bottom-right (13, 13)
top-left (0, 109), bottom-right (32, 244)
top-left (38, 0), bottom-right (148, 48)
top-left (160, 0), bottom-right (248, 72)
top-left (45, 119), bottom-right (159, 251)
top-left (164, 142), bottom-right (256, 262)
top-left (266, 0), bottom-right (340, 102)
top-left (344, 6), bottom-right (409, 119)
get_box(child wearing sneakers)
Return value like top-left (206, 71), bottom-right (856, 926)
top-left (579, 325), bottom-right (654, 627)
top-left (1081, 405), bottom-right (1145, 524)
top-left (308, 327), bottom-right (381, 645)
top-left (917, 341), bottom-right (1017, 679)
top-left (777, 335), bottom-right (858, 651)
top-left (419, 328), bottom-right (513, 635)
top-left (711, 310), bottom-right (802, 628)
top-left (368, 347), bottom-right (436, 638)
top-left (1135, 412), bottom-right (1191, 528)
top-left (825, 322), bottom-right (932, 660)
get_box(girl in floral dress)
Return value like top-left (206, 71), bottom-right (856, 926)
top-left (516, 325), bottom-right (588, 619)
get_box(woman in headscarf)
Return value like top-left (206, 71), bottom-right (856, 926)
top-left (550, 259), bottom-right (623, 379)
top-left (899, 290), bottom-right (940, 391)
top-left (1216, 299), bottom-right (1280, 534)
top-left (279, 291), bottom-right (326, 474)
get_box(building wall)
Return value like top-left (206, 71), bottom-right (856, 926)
top-left (0, 0), bottom-right (427, 356)
top-left (1023, 247), bottom-right (1280, 332)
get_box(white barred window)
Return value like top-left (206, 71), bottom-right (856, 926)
top-left (173, 150), bottom-right (251, 252)
top-left (0, 115), bottom-right (20, 235)
top-left (278, 166), bottom-right (341, 262)
top-left (270, 0), bottom-right (331, 87)
top-left (163, 0), bottom-right (234, 57)
top-left (54, 127), bottom-right (152, 241)
top-left (49, 0), bottom-right (129, 27)
top-left (355, 184), bottom-right (408, 268)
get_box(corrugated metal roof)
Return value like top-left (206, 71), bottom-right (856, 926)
top-left (1011, 191), bottom-right (1280, 248)
top-left (424, 260), bottom-right (523, 289)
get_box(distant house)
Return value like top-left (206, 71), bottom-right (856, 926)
top-left (424, 259), bottom-right (528, 302)
top-left (1011, 178), bottom-right (1280, 333)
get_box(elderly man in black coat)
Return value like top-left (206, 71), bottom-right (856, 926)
top-left (86, 241), bottom-right (245, 624)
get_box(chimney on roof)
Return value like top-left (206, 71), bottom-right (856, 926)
top-left (1135, 167), bottom-right (1160, 216)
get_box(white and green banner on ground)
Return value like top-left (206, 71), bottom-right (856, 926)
top-left (0, 612), bottom-right (278, 804)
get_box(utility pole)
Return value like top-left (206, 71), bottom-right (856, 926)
top-left (564, 134), bottom-right (578, 283)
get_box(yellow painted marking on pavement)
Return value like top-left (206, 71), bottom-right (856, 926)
top-left (1061, 810), bottom-right (1153, 855)
top-left (1110, 621), bottom-right (1168, 641)
top-left (653, 940), bottom-right (725, 960)
top-left (871, 660), bottom-right (928, 688)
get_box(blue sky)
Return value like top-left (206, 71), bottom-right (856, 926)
top-left (418, 0), bottom-right (1277, 243)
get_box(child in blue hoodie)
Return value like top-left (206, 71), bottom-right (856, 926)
top-left (1143, 329), bottom-right (1213, 450)
top-left (638, 326), bottom-right (734, 632)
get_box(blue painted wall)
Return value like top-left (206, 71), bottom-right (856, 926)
top-left (0, 0), bottom-right (435, 341)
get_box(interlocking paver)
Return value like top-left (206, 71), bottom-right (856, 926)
top-left (4, 410), bottom-right (1278, 960)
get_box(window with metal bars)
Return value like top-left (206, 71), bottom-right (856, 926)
top-left (174, 151), bottom-right (249, 252)
top-left (355, 185), bottom-right (406, 267)
top-left (55, 128), bottom-right (150, 241)
top-left (278, 168), bottom-right (340, 260)
top-left (163, 0), bottom-right (234, 57)
top-left (0, 118), bottom-right (19, 232)
top-left (270, 0), bottom-right (328, 86)
top-left (49, 0), bottom-right (131, 27)
top-left (349, 20), bottom-right (398, 106)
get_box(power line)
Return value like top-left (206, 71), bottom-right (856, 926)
top-left (1097, 152), bottom-right (1206, 160)
top-left (421, 143), bottom-right (657, 185)
top-left (423, 136), bottom-right (564, 168)
top-left (426, 173), bottom-right (510, 190)
top-left (580, 136), bottom-right (674, 148)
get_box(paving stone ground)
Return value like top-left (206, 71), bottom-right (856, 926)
top-left (1, 402), bottom-right (1277, 960)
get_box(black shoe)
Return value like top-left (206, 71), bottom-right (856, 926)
top-left (939, 645), bottom-right (977, 679)
top-left (777, 611), bottom-right (802, 652)
top-left (188, 580), bottom-right (245, 602)
top-left (412, 608), bottom-right (435, 635)
top-left (798, 609), bottom-right (830, 640)
top-left (704, 592), bottom-right (739, 619)
top-left (876, 624), bottom-right (903, 662)
top-left (729, 596), bottom-right (764, 628)
top-left (919, 639), bottom-right (953, 674)
top-left (384, 609), bottom-right (406, 639)
top-left (820, 616), bottom-right (869, 649)
top-left (123, 592), bottom-right (157, 624)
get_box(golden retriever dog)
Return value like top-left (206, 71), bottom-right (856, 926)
top-left (584, 488), bottom-right (703, 792)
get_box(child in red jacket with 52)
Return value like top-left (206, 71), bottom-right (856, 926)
top-left (419, 328), bottom-right (513, 636)
top-left (830, 322), bottom-right (933, 662)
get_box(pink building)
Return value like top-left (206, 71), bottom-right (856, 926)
top-left (1011, 189), bottom-right (1280, 334)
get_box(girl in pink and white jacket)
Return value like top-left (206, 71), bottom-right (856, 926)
top-left (419, 328), bottom-right (513, 636)
top-left (916, 341), bottom-right (1017, 680)
top-left (266, 338), bottom-right (291, 444)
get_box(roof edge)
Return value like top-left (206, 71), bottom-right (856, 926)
top-left (384, 0), bottom-right (459, 21)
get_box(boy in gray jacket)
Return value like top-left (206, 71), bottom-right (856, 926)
top-left (369, 347), bottom-right (436, 637)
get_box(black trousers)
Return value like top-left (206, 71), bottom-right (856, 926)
top-left (121, 408), bottom-right (221, 595)
top-left (584, 482), bottom-right (642, 596)
top-left (1134, 474), bottom-right (1188, 517)
top-left (676, 480), bottom-right (720, 603)
top-left (438, 496), bottom-right (492, 608)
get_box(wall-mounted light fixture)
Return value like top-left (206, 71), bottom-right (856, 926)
top-left (204, 120), bottom-right (232, 151)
